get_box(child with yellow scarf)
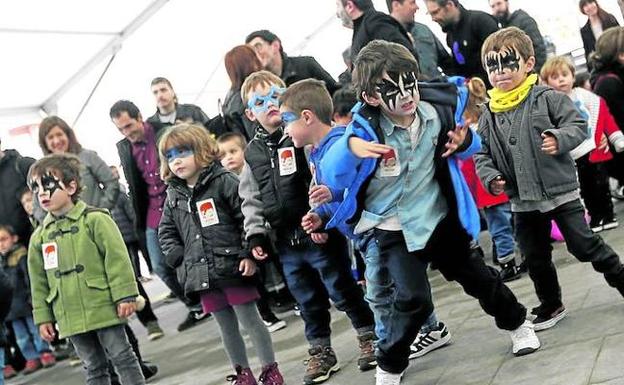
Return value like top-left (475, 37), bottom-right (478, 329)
top-left (475, 27), bottom-right (624, 332)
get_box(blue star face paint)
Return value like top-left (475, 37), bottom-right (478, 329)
top-left (247, 85), bottom-right (286, 113)
top-left (164, 146), bottom-right (194, 163)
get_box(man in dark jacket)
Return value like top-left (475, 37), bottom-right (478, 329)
top-left (336, 0), bottom-right (418, 64)
top-left (425, 0), bottom-right (499, 82)
top-left (0, 142), bottom-right (35, 244)
top-left (110, 100), bottom-right (209, 332)
top-left (489, 0), bottom-right (547, 73)
top-left (245, 30), bottom-right (340, 95)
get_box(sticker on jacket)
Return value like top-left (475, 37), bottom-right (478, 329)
top-left (278, 147), bottom-right (297, 176)
top-left (379, 147), bottom-right (401, 177)
top-left (197, 198), bottom-right (220, 227)
top-left (42, 242), bottom-right (59, 270)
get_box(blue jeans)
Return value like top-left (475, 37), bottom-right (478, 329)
top-left (70, 325), bottom-right (145, 385)
top-left (358, 232), bottom-right (439, 341)
top-left (12, 316), bottom-right (51, 360)
top-left (277, 232), bottom-right (375, 346)
top-left (483, 202), bottom-right (515, 263)
top-left (145, 227), bottom-right (189, 306)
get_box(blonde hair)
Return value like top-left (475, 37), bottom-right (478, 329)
top-left (464, 77), bottom-right (488, 124)
top-left (540, 56), bottom-right (575, 83)
top-left (240, 70), bottom-right (286, 104)
top-left (158, 123), bottom-right (220, 181)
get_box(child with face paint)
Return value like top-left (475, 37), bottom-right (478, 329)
top-left (157, 123), bottom-right (283, 385)
top-left (475, 27), bottom-right (624, 332)
top-left (319, 40), bottom-right (540, 385)
top-left (239, 71), bottom-right (377, 384)
top-left (26, 153), bottom-right (145, 385)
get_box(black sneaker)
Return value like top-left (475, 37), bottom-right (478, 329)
top-left (590, 218), bottom-right (604, 233)
top-left (141, 361), bottom-right (159, 381)
top-left (499, 260), bottom-right (522, 282)
top-left (409, 322), bottom-right (452, 359)
top-left (262, 314), bottom-right (287, 333)
top-left (177, 310), bottom-right (211, 332)
top-left (533, 305), bottom-right (566, 331)
top-left (303, 346), bottom-right (339, 384)
top-left (602, 216), bottom-right (619, 231)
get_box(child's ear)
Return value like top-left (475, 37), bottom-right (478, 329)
top-left (66, 180), bottom-right (78, 197)
top-left (244, 108), bottom-right (257, 122)
top-left (301, 109), bottom-right (314, 125)
top-left (332, 112), bottom-right (341, 123)
top-left (525, 56), bottom-right (536, 73)
top-left (361, 91), bottom-right (381, 107)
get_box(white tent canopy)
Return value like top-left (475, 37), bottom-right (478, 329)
top-left (1, 0), bottom-right (622, 166)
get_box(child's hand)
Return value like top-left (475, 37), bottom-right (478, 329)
top-left (348, 137), bottom-right (392, 158)
top-left (302, 212), bottom-right (323, 233)
top-left (252, 246), bottom-right (268, 260)
top-left (442, 124), bottom-right (469, 158)
top-left (311, 232), bottom-right (329, 244)
top-left (39, 322), bottom-right (56, 342)
top-left (309, 185), bottom-right (332, 205)
top-left (239, 258), bottom-right (256, 276)
top-left (117, 301), bottom-right (137, 319)
top-left (490, 176), bottom-right (506, 195)
top-left (541, 133), bottom-right (559, 155)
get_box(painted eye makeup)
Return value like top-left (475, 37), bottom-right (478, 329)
top-left (375, 71), bottom-right (418, 111)
top-left (280, 111), bottom-right (300, 125)
top-left (29, 172), bottom-right (64, 196)
top-left (247, 86), bottom-right (286, 112)
top-left (165, 146), bottom-right (194, 162)
top-left (485, 47), bottom-right (521, 75)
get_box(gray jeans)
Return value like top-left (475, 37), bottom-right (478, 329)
top-left (70, 324), bottom-right (145, 385)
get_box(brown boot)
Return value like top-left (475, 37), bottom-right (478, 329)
top-left (357, 331), bottom-right (377, 371)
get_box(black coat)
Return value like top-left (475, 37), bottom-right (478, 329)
top-left (147, 103), bottom-right (211, 133)
top-left (1, 245), bottom-right (30, 321)
top-left (159, 163), bottom-right (251, 298)
top-left (110, 186), bottom-right (138, 243)
top-left (222, 89), bottom-right (256, 141)
top-left (280, 53), bottom-right (341, 95)
top-left (0, 266), bottom-right (12, 347)
top-left (581, 15), bottom-right (620, 62)
top-left (443, 5), bottom-right (499, 82)
top-left (0, 150), bottom-right (35, 244)
top-left (501, 9), bottom-right (547, 73)
top-left (351, 10), bottom-right (418, 65)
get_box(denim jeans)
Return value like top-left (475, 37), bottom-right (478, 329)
top-left (373, 214), bottom-right (526, 374)
top-left (515, 199), bottom-right (624, 309)
top-left (70, 324), bottom-right (145, 385)
top-left (145, 227), bottom-right (188, 306)
top-left (276, 231), bottom-right (375, 346)
top-left (357, 232), bottom-right (439, 340)
top-left (483, 202), bottom-right (516, 263)
top-left (12, 316), bottom-right (51, 360)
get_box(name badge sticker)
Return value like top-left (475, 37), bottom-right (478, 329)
top-left (196, 198), bottom-right (220, 227)
top-left (42, 242), bottom-right (59, 270)
top-left (379, 147), bottom-right (401, 177)
top-left (278, 147), bottom-right (297, 176)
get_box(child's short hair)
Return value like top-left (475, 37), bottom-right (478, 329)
top-left (574, 72), bottom-right (591, 88)
top-left (464, 77), bottom-right (488, 124)
top-left (332, 86), bottom-right (358, 118)
top-left (17, 186), bottom-right (31, 201)
top-left (240, 70), bottom-right (286, 104)
top-left (280, 79), bottom-right (333, 126)
top-left (0, 224), bottom-right (17, 237)
top-left (540, 56), bottom-right (576, 81)
top-left (481, 27), bottom-right (535, 65)
top-left (217, 132), bottom-right (248, 150)
top-left (352, 40), bottom-right (420, 100)
top-left (28, 153), bottom-right (83, 202)
top-left (158, 123), bottom-right (220, 181)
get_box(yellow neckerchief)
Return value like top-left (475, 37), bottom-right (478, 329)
top-left (488, 74), bottom-right (538, 113)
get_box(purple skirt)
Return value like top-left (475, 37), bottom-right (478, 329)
top-left (200, 286), bottom-right (259, 313)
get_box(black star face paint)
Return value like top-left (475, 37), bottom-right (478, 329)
top-left (375, 71), bottom-right (418, 112)
top-left (485, 46), bottom-right (522, 76)
top-left (29, 172), bottom-right (65, 198)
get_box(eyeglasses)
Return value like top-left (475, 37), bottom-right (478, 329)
top-left (164, 146), bottom-right (194, 162)
top-left (247, 86), bottom-right (286, 112)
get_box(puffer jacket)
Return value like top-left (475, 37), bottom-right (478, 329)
top-left (158, 163), bottom-right (251, 298)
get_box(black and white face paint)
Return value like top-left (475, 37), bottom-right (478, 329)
top-left (30, 172), bottom-right (66, 198)
top-left (485, 46), bottom-right (522, 76)
top-left (375, 71), bottom-right (418, 112)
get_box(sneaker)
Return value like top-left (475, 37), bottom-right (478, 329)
top-left (293, 304), bottom-right (301, 316)
top-left (258, 362), bottom-right (284, 385)
top-left (146, 321), bottom-right (165, 340)
top-left (499, 260), bottom-right (522, 282)
top-left (22, 359), bottom-right (42, 375)
top-left (375, 367), bottom-right (403, 385)
top-left (177, 310), bottom-right (211, 332)
top-left (303, 346), bottom-right (340, 384)
top-left (3, 365), bottom-right (17, 379)
top-left (409, 321), bottom-right (452, 359)
top-left (262, 316), bottom-right (287, 333)
top-left (509, 320), bottom-right (540, 356)
top-left (612, 186), bottom-right (624, 200)
top-left (138, 276), bottom-right (153, 283)
top-left (226, 365), bottom-right (258, 385)
top-left (357, 331), bottom-right (377, 371)
top-left (590, 218), bottom-right (604, 233)
top-left (602, 216), bottom-right (619, 231)
top-left (141, 361), bottom-right (159, 381)
top-left (40, 351), bottom-right (57, 368)
top-left (533, 305), bottom-right (566, 331)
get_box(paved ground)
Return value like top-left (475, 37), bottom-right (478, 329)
top-left (8, 202), bottom-right (624, 385)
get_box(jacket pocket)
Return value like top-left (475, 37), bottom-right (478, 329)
top-left (45, 285), bottom-right (58, 304)
top-left (213, 247), bottom-right (241, 277)
top-left (45, 285), bottom-right (63, 317)
top-left (84, 277), bottom-right (113, 307)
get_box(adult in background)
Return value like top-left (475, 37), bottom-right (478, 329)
top-left (222, 45), bottom-right (263, 141)
top-left (489, 0), bottom-right (547, 73)
top-left (387, 0), bottom-right (454, 79)
top-left (245, 30), bottom-right (340, 95)
top-left (110, 100), bottom-right (210, 332)
top-left (425, 0), bottom-right (498, 82)
top-left (0, 139), bottom-right (34, 244)
top-left (590, 26), bottom-right (624, 197)
top-left (580, 0), bottom-right (620, 64)
top-left (336, 0), bottom-right (418, 65)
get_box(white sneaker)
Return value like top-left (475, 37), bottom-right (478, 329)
top-left (509, 320), bottom-right (540, 356)
top-left (375, 367), bottom-right (403, 385)
top-left (409, 322), bottom-right (452, 359)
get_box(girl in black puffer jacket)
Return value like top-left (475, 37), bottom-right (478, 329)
top-left (157, 123), bottom-right (283, 385)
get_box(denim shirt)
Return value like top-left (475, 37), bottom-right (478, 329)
top-left (355, 101), bottom-right (448, 251)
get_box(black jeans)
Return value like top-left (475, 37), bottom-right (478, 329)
top-left (515, 199), bottom-right (624, 310)
top-left (576, 155), bottom-right (614, 223)
top-left (373, 215), bottom-right (526, 374)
